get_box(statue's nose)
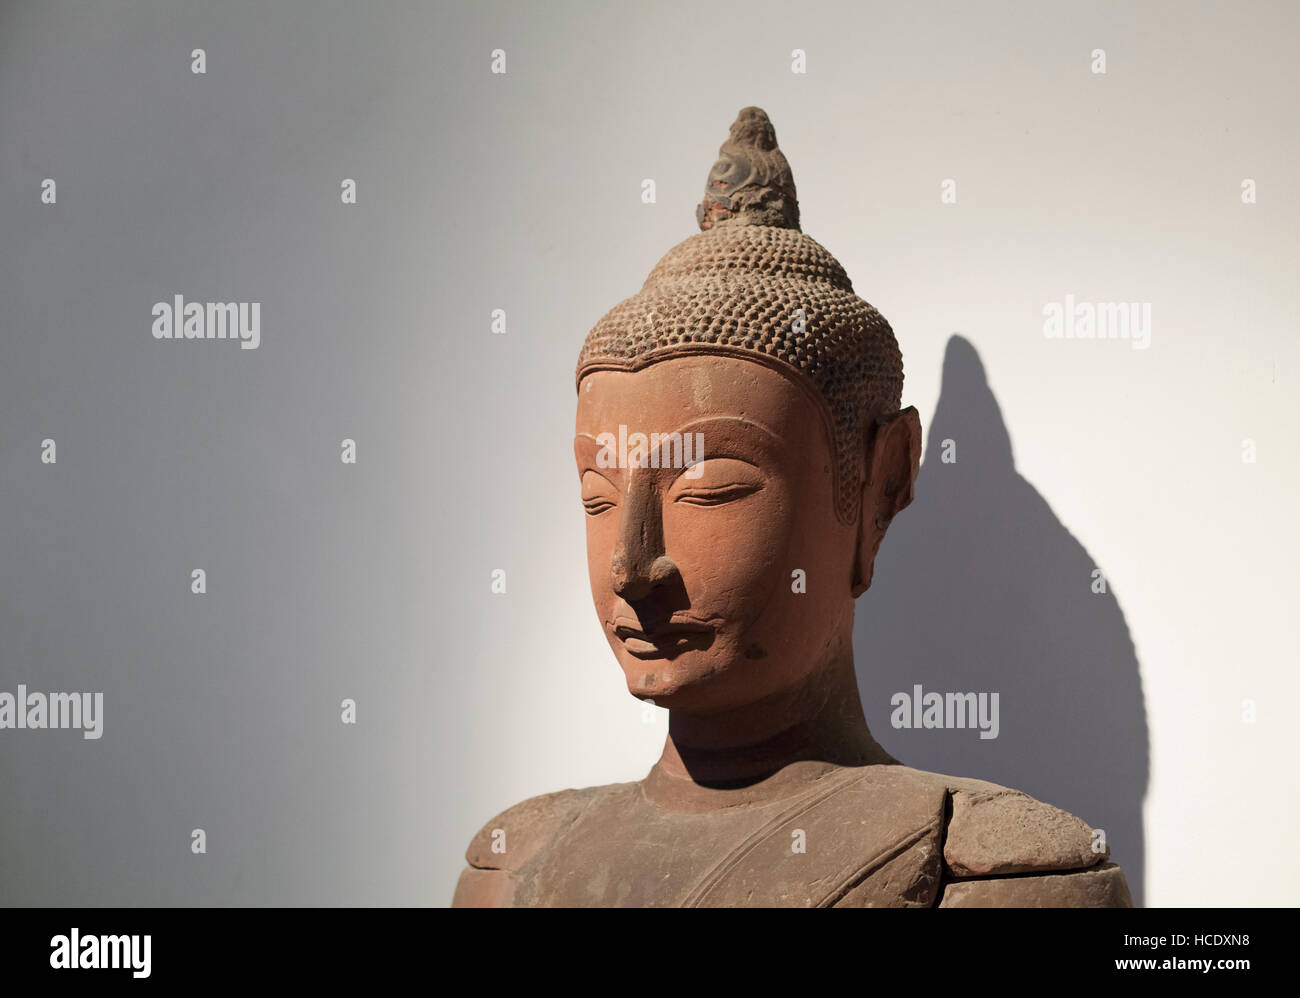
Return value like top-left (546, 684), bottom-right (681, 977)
top-left (610, 479), bottom-right (679, 600)
top-left (610, 548), bottom-right (647, 601)
top-left (611, 552), bottom-right (679, 602)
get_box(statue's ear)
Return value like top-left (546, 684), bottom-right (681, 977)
top-left (851, 406), bottom-right (922, 597)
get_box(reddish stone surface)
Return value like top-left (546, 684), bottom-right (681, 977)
top-left (939, 864), bottom-right (1134, 908)
top-left (453, 108), bottom-right (1132, 908)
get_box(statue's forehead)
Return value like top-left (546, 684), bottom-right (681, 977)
top-left (577, 355), bottom-right (810, 424)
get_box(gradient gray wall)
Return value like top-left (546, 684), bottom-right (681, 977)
top-left (1, 0), bottom-right (1296, 906)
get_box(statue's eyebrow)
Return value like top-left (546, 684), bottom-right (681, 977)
top-left (575, 417), bottom-right (777, 441)
top-left (574, 434), bottom-right (607, 462)
top-left (574, 434), bottom-right (619, 474)
top-left (672, 415), bottom-right (780, 443)
top-left (573, 416), bottom-right (783, 478)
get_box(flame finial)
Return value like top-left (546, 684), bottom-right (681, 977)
top-left (696, 107), bottom-right (800, 232)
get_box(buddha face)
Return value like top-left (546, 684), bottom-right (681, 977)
top-left (575, 355), bottom-right (861, 714)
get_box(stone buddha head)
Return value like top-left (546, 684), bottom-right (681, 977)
top-left (574, 107), bottom-right (922, 753)
top-left (453, 107), bottom-right (1132, 909)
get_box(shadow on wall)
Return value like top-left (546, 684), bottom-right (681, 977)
top-left (855, 335), bottom-right (1149, 905)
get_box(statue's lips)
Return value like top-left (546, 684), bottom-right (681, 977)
top-left (611, 617), bottom-right (715, 658)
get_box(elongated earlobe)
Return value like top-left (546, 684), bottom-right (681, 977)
top-left (851, 406), bottom-right (922, 596)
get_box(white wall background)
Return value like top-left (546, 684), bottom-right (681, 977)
top-left (1, 0), bottom-right (1294, 907)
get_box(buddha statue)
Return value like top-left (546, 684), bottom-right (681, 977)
top-left (453, 107), bottom-right (1133, 908)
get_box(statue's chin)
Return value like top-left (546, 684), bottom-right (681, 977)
top-left (617, 653), bottom-right (751, 714)
top-left (621, 666), bottom-right (704, 703)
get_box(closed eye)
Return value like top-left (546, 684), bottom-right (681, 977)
top-left (580, 468), bottom-right (618, 516)
top-left (673, 482), bottom-right (763, 506)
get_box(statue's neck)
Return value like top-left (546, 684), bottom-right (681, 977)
top-left (644, 647), bottom-right (896, 810)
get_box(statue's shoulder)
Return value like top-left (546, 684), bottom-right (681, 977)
top-left (463, 783), bottom-right (630, 871)
top-left (829, 765), bottom-right (1131, 907)
top-left (908, 766), bottom-right (1132, 907)
top-left (450, 782), bottom-right (634, 907)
